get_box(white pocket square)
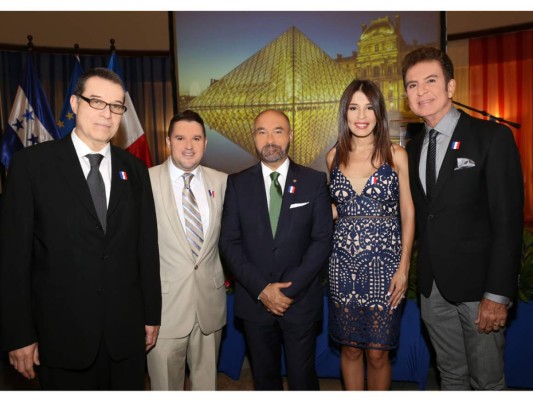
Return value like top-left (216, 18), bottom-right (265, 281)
top-left (290, 202), bottom-right (309, 209)
top-left (454, 158), bottom-right (476, 170)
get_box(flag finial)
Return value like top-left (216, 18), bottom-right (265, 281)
top-left (110, 38), bottom-right (116, 53)
top-left (27, 35), bottom-right (33, 52)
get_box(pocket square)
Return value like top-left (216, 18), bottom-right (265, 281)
top-left (454, 158), bottom-right (476, 170)
top-left (290, 202), bottom-right (309, 209)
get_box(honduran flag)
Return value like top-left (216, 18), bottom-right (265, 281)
top-left (57, 55), bottom-right (84, 138)
top-left (1, 55), bottom-right (60, 169)
top-left (107, 52), bottom-right (153, 167)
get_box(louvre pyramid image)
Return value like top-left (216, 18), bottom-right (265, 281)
top-left (187, 26), bottom-right (354, 165)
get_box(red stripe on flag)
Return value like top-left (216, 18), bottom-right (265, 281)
top-left (126, 134), bottom-right (153, 167)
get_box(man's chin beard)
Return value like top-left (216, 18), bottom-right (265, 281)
top-left (256, 145), bottom-right (287, 164)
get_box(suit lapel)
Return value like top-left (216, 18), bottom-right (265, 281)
top-left (55, 136), bottom-right (99, 220)
top-left (275, 160), bottom-right (297, 239)
top-left (409, 132), bottom-right (426, 201)
top-left (251, 163), bottom-right (273, 239)
top-left (160, 159), bottom-right (194, 261)
top-left (197, 166), bottom-right (215, 260)
top-left (432, 114), bottom-right (468, 202)
top-left (107, 146), bottom-right (127, 219)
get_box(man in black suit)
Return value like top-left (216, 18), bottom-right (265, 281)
top-left (403, 47), bottom-right (523, 390)
top-left (0, 68), bottom-right (161, 390)
top-left (219, 110), bottom-right (333, 390)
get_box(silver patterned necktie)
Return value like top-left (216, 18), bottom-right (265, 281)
top-left (182, 173), bottom-right (204, 259)
top-left (426, 129), bottom-right (439, 201)
top-left (86, 154), bottom-right (107, 232)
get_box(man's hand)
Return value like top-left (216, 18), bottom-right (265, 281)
top-left (145, 325), bottom-right (160, 351)
top-left (475, 298), bottom-right (508, 333)
top-left (259, 282), bottom-right (293, 316)
top-left (9, 342), bottom-right (39, 379)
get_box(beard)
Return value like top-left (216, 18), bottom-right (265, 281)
top-left (256, 143), bottom-right (290, 164)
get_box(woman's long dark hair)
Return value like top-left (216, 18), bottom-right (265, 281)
top-left (333, 79), bottom-right (393, 170)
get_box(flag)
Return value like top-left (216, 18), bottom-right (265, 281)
top-left (1, 55), bottom-right (60, 169)
top-left (57, 55), bottom-right (84, 138)
top-left (107, 53), bottom-right (153, 167)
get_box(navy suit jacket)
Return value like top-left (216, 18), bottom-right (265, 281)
top-left (0, 135), bottom-right (161, 369)
top-left (406, 110), bottom-right (523, 302)
top-left (219, 160), bottom-right (333, 324)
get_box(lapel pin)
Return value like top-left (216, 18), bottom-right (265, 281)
top-left (288, 185), bottom-right (296, 194)
top-left (208, 190), bottom-right (215, 198)
top-left (451, 141), bottom-right (461, 150)
top-left (119, 171), bottom-right (128, 180)
top-left (370, 176), bottom-right (378, 185)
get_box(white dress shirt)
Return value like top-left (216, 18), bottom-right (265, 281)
top-left (261, 157), bottom-right (290, 208)
top-left (169, 161), bottom-right (210, 235)
top-left (71, 129), bottom-right (111, 206)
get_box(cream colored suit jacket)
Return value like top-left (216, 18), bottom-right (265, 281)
top-left (149, 160), bottom-right (227, 338)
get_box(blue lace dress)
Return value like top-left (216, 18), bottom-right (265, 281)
top-left (328, 164), bottom-right (402, 350)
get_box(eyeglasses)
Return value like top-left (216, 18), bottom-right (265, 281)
top-left (78, 95), bottom-right (128, 115)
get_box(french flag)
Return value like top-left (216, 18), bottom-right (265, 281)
top-left (108, 53), bottom-right (153, 167)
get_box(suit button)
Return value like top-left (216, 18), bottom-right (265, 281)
top-left (428, 214), bottom-right (434, 220)
top-left (100, 255), bottom-right (109, 260)
top-left (194, 265), bottom-right (198, 270)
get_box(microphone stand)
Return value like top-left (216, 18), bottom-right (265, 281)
top-left (452, 100), bottom-right (521, 129)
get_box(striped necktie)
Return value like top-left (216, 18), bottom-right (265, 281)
top-left (182, 173), bottom-right (203, 259)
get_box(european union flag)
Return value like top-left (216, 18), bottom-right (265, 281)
top-left (1, 55), bottom-right (60, 169)
top-left (57, 56), bottom-right (84, 138)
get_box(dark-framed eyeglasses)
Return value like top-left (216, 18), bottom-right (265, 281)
top-left (78, 95), bottom-right (128, 115)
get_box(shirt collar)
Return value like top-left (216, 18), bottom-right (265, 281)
top-left (261, 157), bottom-right (290, 181)
top-left (168, 158), bottom-right (203, 184)
top-left (71, 128), bottom-right (111, 159)
top-left (425, 106), bottom-right (460, 138)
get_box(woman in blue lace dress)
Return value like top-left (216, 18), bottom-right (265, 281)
top-left (327, 80), bottom-right (415, 390)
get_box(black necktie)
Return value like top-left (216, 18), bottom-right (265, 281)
top-left (426, 129), bottom-right (438, 201)
top-left (86, 154), bottom-right (107, 232)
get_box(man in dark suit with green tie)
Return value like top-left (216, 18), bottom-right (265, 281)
top-left (220, 109), bottom-right (333, 390)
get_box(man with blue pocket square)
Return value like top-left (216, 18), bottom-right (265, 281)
top-left (403, 47), bottom-right (524, 390)
top-left (219, 109), bottom-right (333, 390)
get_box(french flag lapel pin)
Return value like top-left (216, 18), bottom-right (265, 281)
top-left (370, 176), bottom-right (378, 185)
top-left (119, 171), bottom-right (128, 180)
top-left (451, 141), bottom-right (461, 150)
top-left (208, 190), bottom-right (215, 198)
top-left (288, 178), bottom-right (297, 194)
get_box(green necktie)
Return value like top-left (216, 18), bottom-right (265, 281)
top-left (269, 171), bottom-right (282, 236)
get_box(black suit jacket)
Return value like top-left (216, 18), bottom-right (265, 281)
top-left (406, 110), bottom-right (523, 302)
top-left (219, 161), bottom-right (333, 324)
top-left (0, 135), bottom-right (161, 369)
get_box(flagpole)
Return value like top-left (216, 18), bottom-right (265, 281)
top-left (27, 35), bottom-right (33, 52)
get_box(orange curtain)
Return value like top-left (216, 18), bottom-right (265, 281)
top-left (469, 30), bottom-right (533, 223)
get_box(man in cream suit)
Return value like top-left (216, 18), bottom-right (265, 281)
top-left (147, 110), bottom-right (227, 390)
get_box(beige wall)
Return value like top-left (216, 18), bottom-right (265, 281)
top-left (0, 11), bottom-right (169, 51)
top-left (447, 11), bottom-right (533, 36)
top-left (0, 11), bottom-right (531, 51)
